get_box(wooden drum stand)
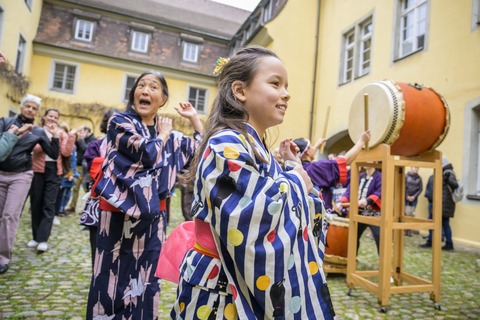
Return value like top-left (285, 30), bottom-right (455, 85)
top-left (345, 144), bottom-right (443, 312)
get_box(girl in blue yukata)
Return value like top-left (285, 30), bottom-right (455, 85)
top-left (86, 71), bottom-right (203, 319)
top-left (171, 46), bottom-right (336, 319)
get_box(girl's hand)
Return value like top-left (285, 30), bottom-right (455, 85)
top-left (360, 130), bottom-right (371, 143)
top-left (174, 102), bottom-right (198, 120)
top-left (157, 116), bottom-right (173, 142)
top-left (46, 123), bottom-right (59, 138)
top-left (0, 52), bottom-right (6, 64)
top-left (292, 166), bottom-right (313, 192)
top-left (279, 138), bottom-right (301, 164)
top-left (358, 198), bottom-right (368, 208)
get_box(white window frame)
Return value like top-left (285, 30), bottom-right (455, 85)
top-left (340, 16), bottom-right (373, 84)
top-left (131, 30), bottom-right (150, 53)
top-left (341, 29), bottom-right (355, 83)
top-left (24, 0), bottom-right (32, 11)
top-left (75, 19), bottom-right (94, 42)
top-left (358, 19), bottom-right (373, 76)
top-left (123, 75), bottom-right (137, 102)
top-left (183, 42), bottom-right (199, 63)
top-left (188, 86), bottom-right (207, 114)
top-left (263, 0), bottom-right (273, 22)
top-left (51, 61), bottom-right (77, 94)
top-left (15, 35), bottom-right (26, 74)
top-left (396, 0), bottom-right (428, 59)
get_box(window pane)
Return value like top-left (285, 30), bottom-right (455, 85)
top-left (15, 36), bottom-right (26, 73)
top-left (183, 42), bottom-right (199, 63)
top-left (132, 31), bottom-right (149, 52)
top-left (124, 76), bottom-right (136, 101)
top-left (53, 63), bottom-right (76, 93)
top-left (75, 20), bottom-right (94, 41)
top-left (188, 87), bottom-right (206, 113)
top-left (399, 0), bottom-right (427, 57)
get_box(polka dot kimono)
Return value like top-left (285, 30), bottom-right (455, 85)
top-left (171, 123), bottom-right (335, 320)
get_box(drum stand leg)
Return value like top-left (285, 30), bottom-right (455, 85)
top-left (345, 144), bottom-right (443, 313)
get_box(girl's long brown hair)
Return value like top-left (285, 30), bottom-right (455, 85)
top-left (187, 45), bottom-right (279, 180)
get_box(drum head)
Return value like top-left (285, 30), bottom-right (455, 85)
top-left (348, 81), bottom-right (403, 147)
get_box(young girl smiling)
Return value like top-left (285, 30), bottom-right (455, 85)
top-left (171, 46), bottom-right (335, 319)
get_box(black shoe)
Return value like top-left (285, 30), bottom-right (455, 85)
top-left (0, 264), bottom-right (8, 274)
top-left (442, 243), bottom-right (454, 251)
top-left (419, 242), bottom-right (432, 248)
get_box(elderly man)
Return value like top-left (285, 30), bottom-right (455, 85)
top-left (0, 94), bottom-right (59, 274)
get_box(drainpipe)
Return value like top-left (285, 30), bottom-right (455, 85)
top-left (309, 0), bottom-right (321, 140)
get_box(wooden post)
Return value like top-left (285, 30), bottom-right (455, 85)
top-left (319, 105), bottom-right (331, 155)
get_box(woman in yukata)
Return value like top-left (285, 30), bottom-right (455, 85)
top-left (86, 70), bottom-right (203, 319)
top-left (171, 45), bottom-right (336, 319)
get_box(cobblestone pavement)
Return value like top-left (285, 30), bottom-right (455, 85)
top-left (1, 192), bottom-right (479, 319)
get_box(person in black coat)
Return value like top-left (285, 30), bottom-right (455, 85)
top-left (419, 156), bottom-right (459, 250)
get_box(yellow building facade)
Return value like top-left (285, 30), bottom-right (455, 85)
top-left (0, 0), bottom-right (43, 115)
top-left (252, 0), bottom-right (480, 247)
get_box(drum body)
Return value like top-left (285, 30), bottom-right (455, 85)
top-left (324, 216), bottom-right (349, 266)
top-left (349, 81), bottom-right (450, 156)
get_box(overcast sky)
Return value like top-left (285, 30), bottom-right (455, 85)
top-left (211, 0), bottom-right (261, 11)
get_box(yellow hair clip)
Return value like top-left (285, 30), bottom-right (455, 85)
top-left (213, 57), bottom-right (230, 75)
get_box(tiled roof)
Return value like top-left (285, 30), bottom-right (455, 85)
top-left (62, 0), bottom-right (251, 38)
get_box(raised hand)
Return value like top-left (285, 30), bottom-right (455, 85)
top-left (360, 130), bottom-right (371, 143)
top-left (156, 116), bottom-right (173, 142)
top-left (0, 52), bottom-right (6, 64)
top-left (45, 123), bottom-right (59, 138)
top-left (16, 123), bottom-right (34, 135)
top-left (279, 138), bottom-right (301, 164)
top-left (174, 102), bottom-right (198, 119)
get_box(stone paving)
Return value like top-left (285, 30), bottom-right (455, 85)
top-left (1, 192), bottom-right (479, 319)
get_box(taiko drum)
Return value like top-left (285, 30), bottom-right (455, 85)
top-left (324, 215), bottom-right (349, 266)
top-left (348, 81), bottom-right (450, 156)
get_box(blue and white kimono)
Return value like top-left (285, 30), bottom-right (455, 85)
top-left (172, 123), bottom-right (335, 319)
top-left (87, 108), bottom-right (199, 320)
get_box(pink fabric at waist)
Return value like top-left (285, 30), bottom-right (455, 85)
top-left (195, 218), bottom-right (219, 257)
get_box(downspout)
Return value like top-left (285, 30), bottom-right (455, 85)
top-left (309, 0), bottom-right (321, 140)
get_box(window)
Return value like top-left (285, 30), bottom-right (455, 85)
top-left (15, 35), bottom-right (26, 74)
top-left (359, 20), bottom-right (373, 76)
top-left (0, 6), bottom-right (4, 45)
top-left (52, 62), bottom-right (77, 93)
top-left (340, 17), bottom-right (373, 84)
top-left (75, 19), bottom-right (94, 42)
top-left (342, 30), bottom-right (355, 83)
top-left (263, 1), bottom-right (273, 22)
top-left (131, 30), bottom-right (150, 53)
top-left (24, 0), bottom-right (32, 11)
top-left (396, 0), bottom-right (428, 59)
top-left (183, 42), bottom-right (199, 63)
top-left (472, 0), bottom-right (480, 28)
top-left (123, 75), bottom-right (136, 101)
top-left (188, 87), bottom-right (207, 113)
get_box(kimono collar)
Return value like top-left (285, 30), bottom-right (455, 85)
top-left (244, 123), bottom-right (270, 161)
top-left (125, 107), bottom-right (157, 138)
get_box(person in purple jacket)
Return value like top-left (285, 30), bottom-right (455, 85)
top-left (337, 165), bottom-right (382, 253)
top-left (293, 131), bottom-right (370, 213)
